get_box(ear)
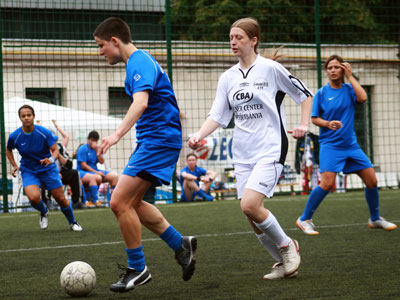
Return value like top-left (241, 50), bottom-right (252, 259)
top-left (110, 37), bottom-right (119, 46)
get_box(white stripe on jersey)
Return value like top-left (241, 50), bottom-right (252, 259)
top-left (209, 55), bottom-right (312, 165)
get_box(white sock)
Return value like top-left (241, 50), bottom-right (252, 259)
top-left (254, 213), bottom-right (291, 248)
top-left (255, 232), bottom-right (282, 262)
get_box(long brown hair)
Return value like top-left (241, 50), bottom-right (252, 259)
top-left (325, 54), bottom-right (345, 83)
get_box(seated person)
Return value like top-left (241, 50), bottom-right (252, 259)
top-left (179, 153), bottom-right (216, 202)
top-left (76, 130), bottom-right (118, 207)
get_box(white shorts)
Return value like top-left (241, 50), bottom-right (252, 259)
top-left (234, 159), bottom-right (283, 199)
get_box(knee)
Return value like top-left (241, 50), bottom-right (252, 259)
top-left (366, 178), bottom-right (378, 188)
top-left (240, 200), bottom-right (257, 218)
top-left (320, 182), bottom-right (334, 191)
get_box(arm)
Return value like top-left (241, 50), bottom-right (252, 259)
top-left (40, 143), bottom-right (59, 167)
top-left (6, 148), bottom-right (19, 177)
top-left (188, 118), bottom-right (220, 150)
top-left (181, 171), bottom-right (198, 181)
top-left (205, 169), bottom-right (217, 181)
top-left (99, 91), bottom-right (148, 154)
top-left (288, 96), bottom-right (312, 139)
top-left (312, 117), bottom-right (342, 130)
top-left (79, 161), bottom-right (104, 176)
top-left (52, 120), bottom-right (69, 147)
top-left (97, 151), bottom-right (105, 165)
top-left (341, 62), bottom-right (367, 103)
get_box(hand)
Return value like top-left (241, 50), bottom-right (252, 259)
top-left (98, 134), bottom-right (120, 154)
top-left (287, 125), bottom-right (308, 139)
top-left (340, 62), bottom-right (352, 79)
top-left (188, 133), bottom-right (202, 150)
top-left (11, 166), bottom-right (20, 177)
top-left (40, 156), bottom-right (54, 167)
top-left (328, 120), bottom-right (342, 131)
top-left (96, 171), bottom-right (105, 177)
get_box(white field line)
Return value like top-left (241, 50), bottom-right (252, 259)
top-left (0, 220), bottom-right (398, 253)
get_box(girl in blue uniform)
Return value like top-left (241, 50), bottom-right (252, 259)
top-left (296, 55), bottom-right (397, 235)
top-left (93, 17), bottom-right (196, 293)
top-left (6, 105), bottom-right (82, 231)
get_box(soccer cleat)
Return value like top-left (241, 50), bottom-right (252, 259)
top-left (175, 236), bottom-right (197, 281)
top-left (70, 222), bottom-right (83, 231)
top-left (40, 212), bottom-right (49, 230)
top-left (296, 217), bottom-right (319, 235)
top-left (110, 265), bottom-right (152, 293)
top-left (279, 239), bottom-right (301, 275)
top-left (94, 201), bottom-right (105, 207)
top-left (203, 194), bottom-right (214, 201)
top-left (368, 217), bottom-right (397, 231)
top-left (85, 202), bottom-right (96, 208)
top-left (263, 262), bottom-right (298, 280)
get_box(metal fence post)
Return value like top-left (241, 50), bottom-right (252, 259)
top-left (314, 0), bottom-right (322, 89)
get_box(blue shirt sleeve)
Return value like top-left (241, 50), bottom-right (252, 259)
top-left (125, 51), bottom-right (156, 97)
top-left (76, 144), bottom-right (87, 163)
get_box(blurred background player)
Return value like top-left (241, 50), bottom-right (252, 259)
top-left (76, 130), bottom-right (118, 207)
top-left (94, 17), bottom-right (197, 293)
top-left (6, 105), bottom-right (82, 231)
top-left (189, 17), bottom-right (312, 280)
top-left (296, 55), bottom-right (397, 235)
top-left (179, 153), bottom-right (216, 202)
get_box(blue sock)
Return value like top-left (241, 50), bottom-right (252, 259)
top-left (300, 186), bottom-right (329, 221)
top-left (126, 246), bottom-right (145, 271)
top-left (89, 185), bottom-right (99, 203)
top-left (81, 185), bottom-right (87, 203)
top-left (160, 225), bottom-right (182, 252)
top-left (365, 187), bottom-right (380, 221)
top-left (61, 201), bottom-right (76, 224)
top-left (32, 200), bottom-right (48, 216)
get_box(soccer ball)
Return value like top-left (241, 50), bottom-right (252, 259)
top-left (60, 261), bottom-right (96, 297)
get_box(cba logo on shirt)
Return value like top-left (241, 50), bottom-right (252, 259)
top-left (134, 74), bottom-right (141, 81)
top-left (233, 89), bottom-right (253, 103)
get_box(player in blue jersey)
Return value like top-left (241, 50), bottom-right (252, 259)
top-left (6, 105), bottom-right (82, 231)
top-left (180, 153), bottom-right (216, 202)
top-left (76, 130), bottom-right (118, 207)
top-left (296, 55), bottom-right (397, 235)
top-left (93, 17), bottom-right (197, 293)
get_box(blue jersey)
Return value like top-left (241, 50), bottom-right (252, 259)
top-left (76, 143), bottom-right (100, 171)
top-left (7, 125), bottom-right (58, 173)
top-left (180, 166), bottom-right (207, 186)
top-left (312, 83), bottom-right (359, 148)
top-left (125, 50), bottom-right (182, 149)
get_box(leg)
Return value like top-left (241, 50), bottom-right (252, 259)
top-left (51, 186), bottom-right (82, 230)
top-left (104, 171), bottom-right (118, 192)
top-left (182, 179), bottom-right (199, 201)
top-left (25, 184), bottom-right (49, 230)
top-left (81, 173), bottom-right (99, 206)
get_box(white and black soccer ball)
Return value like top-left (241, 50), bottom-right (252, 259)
top-left (60, 261), bottom-right (96, 297)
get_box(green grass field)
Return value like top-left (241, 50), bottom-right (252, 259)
top-left (0, 190), bottom-right (399, 300)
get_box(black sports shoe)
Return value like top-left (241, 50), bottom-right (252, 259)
top-left (175, 236), bottom-right (197, 281)
top-left (110, 265), bottom-right (152, 293)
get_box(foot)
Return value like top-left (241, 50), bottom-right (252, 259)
top-left (72, 202), bottom-right (86, 209)
top-left (85, 202), bottom-right (96, 208)
top-left (175, 236), bottom-right (197, 281)
top-left (279, 239), bottom-right (300, 275)
top-left (95, 200), bottom-right (105, 207)
top-left (296, 217), bottom-right (319, 235)
top-left (40, 212), bottom-right (49, 230)
top-left (368, 217), bottom-right (397, 231)
top-left (70, 222), bottom-right (83, 231)
top-left (263, 262), bottom-right (298, 280)
top-left (203, 194), bottom-right (214, 201)
top-left (110, 265), bottom-right (152, 293)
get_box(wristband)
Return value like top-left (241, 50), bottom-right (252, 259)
top-left (49, 156), bottom-right (55, 163)
top-left (209, 177), bottom-right (213, 182)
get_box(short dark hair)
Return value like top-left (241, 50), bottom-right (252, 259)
top-left (18, 104), bottom-right (35, 117)
top-left (93, 17), bottom-right (132, 44)
top-left (186, 153), bottom-right (198, 160)
top-left (88, 130), bottom-right (100, 141)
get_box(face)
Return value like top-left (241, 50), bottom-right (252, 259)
top-left (187, 155), bottom-right (197, 169)
top-left (19, 108), bottom-right (35, 127)
top-left (88, 138), bottom-right (98, 149)
top-left (229, 27), bottom-right (256, 59)
top-left (95, 36), bottom-right (122, 65)
top-left (326, 59), bottom-right (344, 82)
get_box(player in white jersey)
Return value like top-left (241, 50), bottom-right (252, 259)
top-left (189, 17), bottom-right (312, 280)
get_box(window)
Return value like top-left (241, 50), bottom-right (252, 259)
top-left (108, 87), bottom-right (131, 117)
top-left (25, 88), bottom-right (63, 105)
top-left (354, 85), bottom-right (373, 162)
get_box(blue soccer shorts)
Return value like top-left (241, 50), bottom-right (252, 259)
top-left (319, 145), bottom-right (373, 174)
top-left (123, 143), bottom-right (180, 186)
top-left (21, 166), bottom-right (63, 190)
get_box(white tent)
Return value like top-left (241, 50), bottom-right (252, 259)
top-left (5, 96), bottom-right (122, 133)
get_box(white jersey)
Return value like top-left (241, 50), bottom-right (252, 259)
top-left (209, 55), bottom-right (312, 164)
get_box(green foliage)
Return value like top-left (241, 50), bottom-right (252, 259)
top-left (169, 0), bottom-right (399, 44)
